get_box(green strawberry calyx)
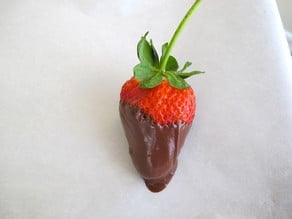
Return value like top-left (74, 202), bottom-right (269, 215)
top-left (133, 0), bottom-right (204, 89)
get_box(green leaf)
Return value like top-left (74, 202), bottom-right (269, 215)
top-left (140, 73), bottom-right (163, 88)
top-left (166, 56), bottom-right (179, 71)
top-left (176, 70), bottom-right (205, 79)
top-left (150, 40), bottom-right (159, 67)
top-left (137, 32), bottom-right (148, 58)
top-left (133, 63), bottom-right (155, 80)
top-left (160, 43), bottom-right (179, 71)
top-left (137, 32), bottom-right (157, 66)
top-left (165, 71), bottom-right (190, 89)
top-left (179, 61), bottom-right (192, 72)
top-left (160, 42), bottom-right (169, 63)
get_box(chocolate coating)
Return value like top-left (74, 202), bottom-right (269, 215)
top-left (119, 101), bottom-right (192, 192)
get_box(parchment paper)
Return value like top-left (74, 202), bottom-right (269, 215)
top-left (0, 0), bottom-right (291, 218)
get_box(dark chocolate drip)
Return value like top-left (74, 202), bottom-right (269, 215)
top-left (119, 101), bottom-right (192, 192)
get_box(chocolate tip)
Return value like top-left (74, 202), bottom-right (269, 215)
top-left (144, 180), bottom-right (167, 193)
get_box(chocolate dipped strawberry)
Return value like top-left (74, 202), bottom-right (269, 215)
top-left (119, 0), bottom-right (204, 192)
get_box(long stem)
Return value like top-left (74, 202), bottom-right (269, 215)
top-left (159, 0), bottom-right (202, 71)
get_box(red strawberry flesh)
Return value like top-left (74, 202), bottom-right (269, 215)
top-left (120, 78), bottom-right (195, 125)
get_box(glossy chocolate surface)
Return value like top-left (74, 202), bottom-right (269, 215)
top-left (119, 101), bottom-right (192, 192)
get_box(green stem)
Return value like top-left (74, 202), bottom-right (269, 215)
top-left (159, 0), bottom-right (202, 71)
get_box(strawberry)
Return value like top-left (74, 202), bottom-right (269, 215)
top-left (119, 0), bottom-right (204, 192)
top-left (120, 78), bottom-right (196, 125)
